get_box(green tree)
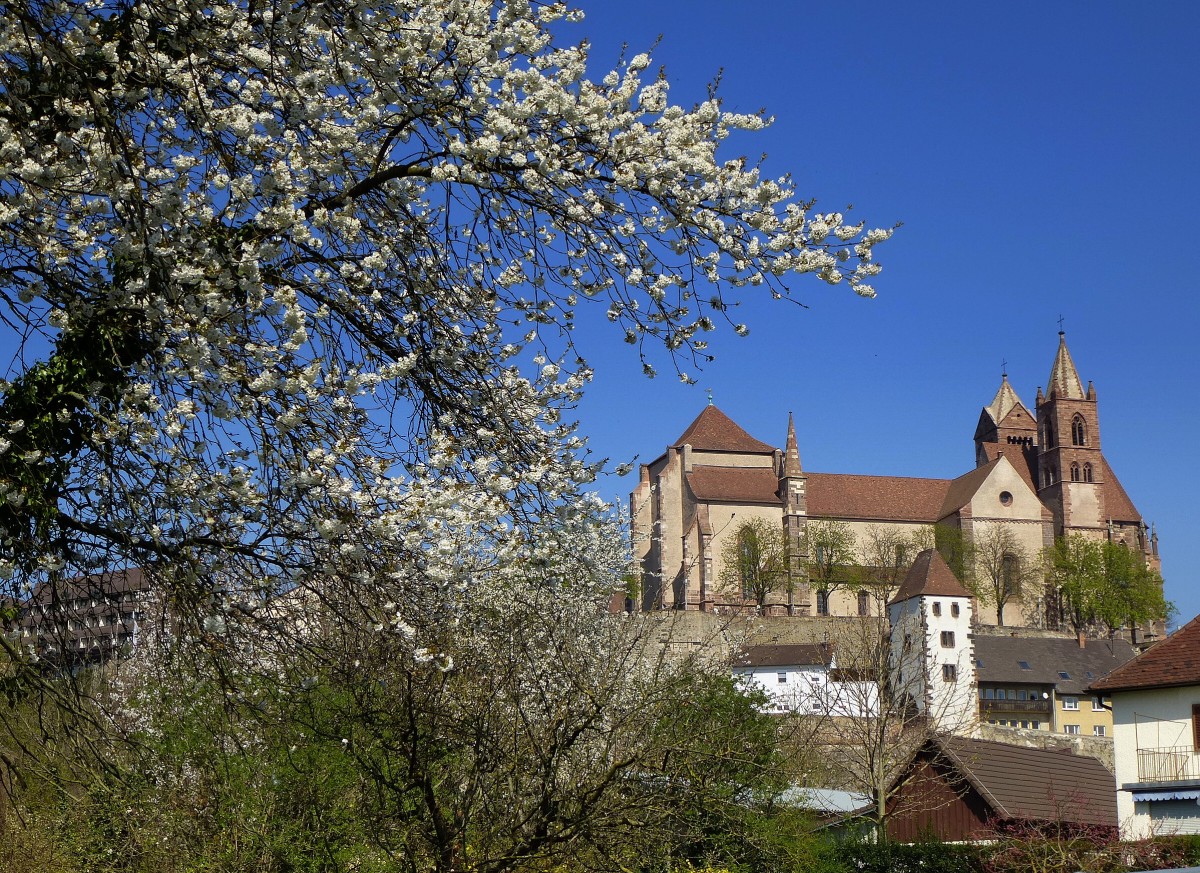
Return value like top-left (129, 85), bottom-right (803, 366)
top-left (1045, 535), bottom-right (1105, 633)
top-left (803, 518), bottom-right (861, 615)
top-left (1095, 540), bottom-right (1170, 642)
top-left (718, 518), bottom-right (788, 610)
top-left (1045, 536), bottom-right (1170, 641)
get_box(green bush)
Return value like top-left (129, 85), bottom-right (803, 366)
top-left (829, 838), bottom-right (984, 873)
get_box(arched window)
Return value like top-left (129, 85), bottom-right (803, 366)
top-left (857, 589), bottom-right (870, 616)
top-left (816, 591), bottom-right (829, 616)
top-left (1001, 553), bottom-right (1021, 597)
top-left (1083, 462), bottom-right (1093, 483)
top-left (1072, 415), bottom-right (1087, 446)
top-left (1044, 419), bottom-right (1056, 449)
top-left (1070, 462), bottom-right (1080, 482)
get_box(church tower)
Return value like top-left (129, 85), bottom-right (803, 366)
top-left (779, 413), bottom-right (809, 616)
top-left (1036, 332), bottom-right (1105, 537)
top-left (974, 371), bottom-right (1038, 470)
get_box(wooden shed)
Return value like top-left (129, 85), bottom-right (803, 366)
top-left (886, 735), bottom-right (1118, 842)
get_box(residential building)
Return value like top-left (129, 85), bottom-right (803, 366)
top-left (630, 332), bottom-right (1160, 628)
top-left (7, 568), bottom-right (151, 668)
top-left (886, 735), bottom-right (1118, 841)
top-left (975, 634), bottom-right (1135, 734)
top-left (1089, 614), bottom-right (1200, 837)
top-left (732, 642), bottom-right (877, 717)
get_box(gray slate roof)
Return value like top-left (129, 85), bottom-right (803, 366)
top-left (974, 634), bottom-right (1136, 695)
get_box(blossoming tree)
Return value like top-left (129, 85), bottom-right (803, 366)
top-left (0, 0), bottom-right (889, 865)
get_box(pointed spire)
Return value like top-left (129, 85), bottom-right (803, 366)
top-left (1047, 331), bottom-right (1086, 399)
top-left (985, 373), bottom-right (1025, 424)
top-left (783, 412), bottom-right (803, 477)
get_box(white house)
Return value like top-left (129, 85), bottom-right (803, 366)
top-left (888, 549), bottom-right (978, 736)
top-left (732, 643), bottom-right (878, 717)
top-left (1090, 613), bottom-right (1200, 838)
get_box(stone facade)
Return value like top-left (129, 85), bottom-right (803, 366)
top-left (631, 332), bottom-right (1160, 630)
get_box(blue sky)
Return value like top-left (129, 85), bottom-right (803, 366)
top-left (564, 1), bottom-right (1200, 623)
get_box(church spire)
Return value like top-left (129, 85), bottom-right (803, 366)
top-left (985, 373), bottom-right (1025, 425)
top-left (1046, 331), bottom-right (1086, 400)
top-left (784, 412), bottom-right (802, 476)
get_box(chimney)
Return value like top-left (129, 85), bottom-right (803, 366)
top-left (1077, 631), bottom-right (1086, 649)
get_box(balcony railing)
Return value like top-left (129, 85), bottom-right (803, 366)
top-left (980, 699), bottom-right (1051, 714)
top-left (1137, 746), bottom-right (1200, 783)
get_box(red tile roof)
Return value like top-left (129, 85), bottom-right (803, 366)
top-left (1089, 613), bottom-right (1200, 693)
top-left (978, 442), bottom-right (1039, 494)
top-left (686, 466), bottom-right (780, 504)
top-left (806, 472), bottom-right (951, 522)
top-left (1100, 456), bottom-right (1141, 523)
top-left (673, 405), bottom-right (777, 454)
top-left (890, 548), bottom-right (971, 603)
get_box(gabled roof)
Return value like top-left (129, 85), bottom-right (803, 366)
top-left (984, 374), bottom-right (1028, 425)
top-left (1090, 613), bottom-right (1200, 693)
top-left (686, 466), bottom-right (780, 504)
top-left (806, 473), bottom-right (951, 523)
top-left (919, 735), bottom-right (1117, 827)
top-left (733, 643), bottom-right (833, 669)
top-left (939, 457), bottom-right (1003, 518)
top-left (890, 549), bottom-right (971, 604)
top-left (1046, 332), bottom-right (1086, 400)
top-left (978, 442), bottom-right (1039, 494)
top-left (673, 405), bottom-right (776, 454)
top-left (975, 634), bottom-right (1137, 695)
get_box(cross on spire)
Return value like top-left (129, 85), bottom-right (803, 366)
top-left (1001, 357), bottom-right (1007, 377)
top-left (1057, 314), bottom-right (1065, 333)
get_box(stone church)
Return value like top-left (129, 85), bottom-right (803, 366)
top-left (630, 332), bottom-right (1160, 627)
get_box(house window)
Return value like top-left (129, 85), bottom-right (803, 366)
top-left (816, 591), bottom-right (829, 616)
top-left (940, 631), bottom-right (955, 648)
top-left (1062, 696), bottom-right (1079, 711)
top-left (1192, 704), bottom-right (1200, 751)
top-left (1064, 724), bottom-right (1081, 735)
top-left (951, 603), bottom-right (960, 618)
top-left (1018, 660), bottom-right (1032, 671)
top-left (1092, 697), bottom-right (1105, 712)
top-left (982, 687), bottom-right (995, 700)
top-left (942, 664), bottom-right (957, 683)
top-left (1058, 671), bottom-right (1071, 680)
top-left (857, 590), bottom-right (870, 616)
top-left (1032, 721), bottom-right (1041, 730)
top-left (777, 672), bottom-right (787, 684)
top-left (931, 602), bottom-right (942, 617)
top-left (1093, 725), bottom-right (1106, 737)
top-left (1072, 415), bottom-right (1087, 446)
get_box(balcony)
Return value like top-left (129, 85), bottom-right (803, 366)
top-left (980, 699), bottom-right (1051, 714)
top-left (1137, 747), bottom-right (1200, 783)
